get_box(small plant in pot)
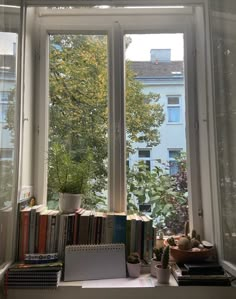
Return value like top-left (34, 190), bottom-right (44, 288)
top-left (127, 252), bottom-right (141, 278)
top-left (48, 142), bottom-right (89, 213)
top-left (156, 245), bottom-right (171, 284)
top-left (151, 247), bottom-right (164, 277)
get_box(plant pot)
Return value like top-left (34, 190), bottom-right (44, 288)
top-left (59, 193), bottom-right (82, 213)
top-left (156, 265), bottom-right (171, 284)
top-left (150, 258), bottom-right (161, 277)
top-left (127, 262), bottom-right (141, 278)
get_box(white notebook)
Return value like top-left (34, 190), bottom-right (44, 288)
top-left (64, 243), bottom-right (126, 281)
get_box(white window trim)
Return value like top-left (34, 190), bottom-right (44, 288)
top-left (32, 5), bottom-right (211, 245)
top-left (166, 95), bottom-right (182, 124)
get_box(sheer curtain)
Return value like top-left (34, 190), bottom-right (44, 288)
top-left (210, 0), bottom-right (236, 267)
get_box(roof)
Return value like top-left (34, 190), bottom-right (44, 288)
top-left (129, 61), bottom-right (184, 78)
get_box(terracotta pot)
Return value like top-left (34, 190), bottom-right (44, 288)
top-left (59, 193), bottom-right (82, 213)
top-left (156, 265), bottom-right (171, 284)
top-left (150, 258), bottom-right (161, 277)
top-left (127, 262), bottom-right (141, 278)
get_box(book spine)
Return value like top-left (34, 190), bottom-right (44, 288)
top-left (34, 211), bottom-right (40, 253)
top-left (100, 216), bottom-right (106, 244)
top-left (130, 218), bottom-right (136, 253)
top-left (46, 215), bottom-right (52, 253)
top-left (105, 214), bottom-right (113, 244)
top-left (112, 215), bottom-right (126, 244)
top-left (28, 209), bottom-right (36, 254)
top-left (50, 214), bottom-right (59, 253)
top-left (38, 215), bottom-right (48, 254)
top-left (19, 210), bottom-right (30, 261)
top-left (125, 218), bottom-right (131, 257)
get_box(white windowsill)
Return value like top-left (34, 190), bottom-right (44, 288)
top-left (59, 273), bottom-right (177, 288)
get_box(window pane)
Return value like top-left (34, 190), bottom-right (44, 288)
top-left (48, 34), bottom-right (108, 211)
top-left (138, 149), bottom-right (150, 158)
top-left (125, 33), bottom-right (188, 235)
top-left (0, 5), bottom-right (20, 265)
top-left (168, 97), bottom-right (179, 105)
top-left (168, 107), bottom-right (180, 122)
top-left (211, 3), bottom-right (236, 266)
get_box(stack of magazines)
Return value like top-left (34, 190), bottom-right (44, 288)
top-left (4, 261), bottom-right (62, 291)
top-left (171, 262), bottom-right (231, 286)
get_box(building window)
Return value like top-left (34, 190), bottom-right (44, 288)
top-left (169, 150), bottom-right (181, 175)
top-left (0, 91), bottom-right (10, 102)
top-left (138, 149), bottom-right (151, 171)
top-left (0, 148), bottom-right (13, 160)
top-left (0, 103), bottom-right (8, 122)
top-left (167, 96), bottom-right (181, 123)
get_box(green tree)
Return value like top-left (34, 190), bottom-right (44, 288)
top-left (48, 34), bottom-right (164, 203)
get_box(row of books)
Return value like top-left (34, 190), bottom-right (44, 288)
top-left (4, 261), bottom-right (62, 292)
top-left (17, 205), bottom-right (155, 261)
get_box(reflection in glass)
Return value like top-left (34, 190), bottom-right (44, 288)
top-left (0, 5), bottom-right (20, 265)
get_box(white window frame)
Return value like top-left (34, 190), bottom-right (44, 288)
top-left (31, 4), bottom-right (217, 252)
top-left (0, 5), bottom-right (23, 273)
top-left (166, 95), bottom-right (181, 124)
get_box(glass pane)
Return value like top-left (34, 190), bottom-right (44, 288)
top-left (48, 34), bottom-right (108, 211)
top-left (210, 1), bottom-right (236, 266)
top-left (168, 96), bottom-right (179, 105)
top-left (125, 33), bottom-right (188, 235)
top-left (138, 149), bottom-right (150, 158)
top-left (168, 107), bottom-right (180, 122)
top-left (0, 5), bottom-right (20, 265)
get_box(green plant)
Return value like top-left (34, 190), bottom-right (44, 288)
top-left (48, 142), bottom-right (90, 194)
top-left (161, 246), bottom-right (170, 269)
top-left (127, 252), bottom-right (141, 264)
top-left (153, 247), bottom-right (164, 261)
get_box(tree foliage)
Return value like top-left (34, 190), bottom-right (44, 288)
top-left (127, 153), bottom-right (188, 235)
top-left (48, 34), bottom-right (164, 201)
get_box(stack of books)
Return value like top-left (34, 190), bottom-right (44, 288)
top-left (4, 261), bottom-right (63, 291)
top-left (17, 204), bottom-right (155, 261)
top-left (171, 262), bottom-right (231, 286)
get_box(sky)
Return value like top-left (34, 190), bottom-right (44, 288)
top-left (0, 32), bottom-right (184, 62)
top-left (125, 33), bottom-right (184, 61)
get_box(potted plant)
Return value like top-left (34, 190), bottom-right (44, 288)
top-left (48, 142), bottom-right (89, 213)
top-left (127, 252), bottom-right (141, 278)
top-left (151, 246), bottom-right (163, 277)
top-left (156, 245), bottom-right (171, 284)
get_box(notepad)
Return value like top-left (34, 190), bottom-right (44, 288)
top-left (64, 243), bottom-right (126, 281)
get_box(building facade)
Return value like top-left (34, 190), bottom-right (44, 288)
top-left (129, 49), bottom-right (186, 175)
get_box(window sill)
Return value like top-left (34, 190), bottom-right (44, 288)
top-left (5, 273), bottom-right (235, 299)
top-left (59, 273), bottom-right (177, 288)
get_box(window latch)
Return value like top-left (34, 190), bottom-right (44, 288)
top-left (198, 208), bottom-right (203, 217)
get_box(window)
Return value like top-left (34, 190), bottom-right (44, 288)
top-left (0, 92), bottom-right (10, 102)
top-left (0, 104), bottom-right (8, 122)
top-left (0, 5), bottom-right (20, 268)
top-left (22, 2), bottom-right (236, 277)
top-left (138, 149), bottom-right (151, 171)
top-left (47, 34), bottom-right (108, 210)
top-left (167, 96), bottom-right (181, 123)
top-left (0, 149), bottom-right (13, 160)
top-left (168, 149), bottom-right (181, 175)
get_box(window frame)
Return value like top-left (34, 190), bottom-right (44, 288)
top-left (0, 5), bottom-right (23, 273)
top-left (33, 4), bottom-right (209, 244)
top-left (168, 148), bottom-right (181, 175)
top-left (166, 95), bottom-right (181, 124)
top-left (138, 148), bottom-right (151, 171)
